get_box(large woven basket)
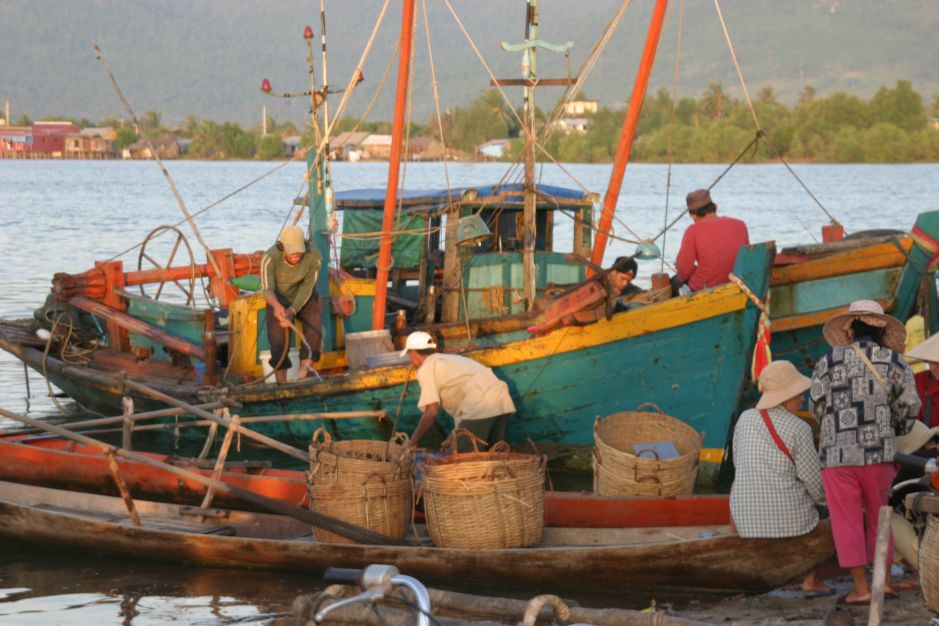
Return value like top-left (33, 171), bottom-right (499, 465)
top-left (593, 403), bottom-right (702, 497)
top-left (921, 515), bottom-right (939, 611)
top-left (422, 431), bottom-right (545, 549)
top-left (309, 474), bottom-right (413, 544)
top-left (309, 429), bottom-right (412, 486)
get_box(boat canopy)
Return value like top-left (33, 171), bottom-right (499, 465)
top-left (337, 183), bottom-right (593, 270)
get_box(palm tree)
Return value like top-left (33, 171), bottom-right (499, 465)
top-left (700, 82), bottom-right (726, 120)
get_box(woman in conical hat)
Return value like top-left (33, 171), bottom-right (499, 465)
top-left (730, 360), bottom-right (831, 595)
top-left (810, 300), bottom-right (921, 605)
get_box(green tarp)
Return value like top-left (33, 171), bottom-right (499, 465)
top-left (340, 210), bottom-right (427, 270)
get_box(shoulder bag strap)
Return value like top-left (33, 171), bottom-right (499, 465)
top-left (759, 409), bottom-right (795, 464)
top-left (850, 344), bottom-right (890, 395)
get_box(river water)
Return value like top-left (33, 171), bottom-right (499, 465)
top-left (1, 159), bottom-right (938, 624)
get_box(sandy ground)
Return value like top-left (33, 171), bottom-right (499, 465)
top-left (674, 573), bottom-right (934, 626)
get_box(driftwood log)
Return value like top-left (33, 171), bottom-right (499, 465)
top-left (293, 585), bottom-right (715, 626)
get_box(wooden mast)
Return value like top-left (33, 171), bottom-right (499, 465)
top-left (372, 0), bottom-right (417, 330)
top-left (521, 0), bottom-right (540, 311)
top-left (589, 0), bottom-right (669, 273)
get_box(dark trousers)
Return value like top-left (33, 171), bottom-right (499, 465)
top-left (456, 414), bottom-right (509, 452)
top-left (266, 297), bottom-right (323, 371)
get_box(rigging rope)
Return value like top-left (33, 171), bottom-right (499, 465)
top-left (661, 0), bottom-right (686, 273)
top-left (712, 0), bottom-right (841, 227)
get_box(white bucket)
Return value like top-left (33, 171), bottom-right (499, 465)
top-left (260, 348), bottom-right (300, 382)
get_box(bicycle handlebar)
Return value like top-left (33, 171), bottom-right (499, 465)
top-left (323, 567), bottom-right (362, 585)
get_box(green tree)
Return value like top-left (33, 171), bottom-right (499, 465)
top-left (869, 80), bottom-right (926, 133)
top-left (860, 122), bottom-right (910, 162)
top-left (114, 127), bottom-right (139, 150)
top-left (257, 133), bottom-right (285, 159)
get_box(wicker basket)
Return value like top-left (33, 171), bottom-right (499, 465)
top-left (920, 514), bottom-right (939, 611)
top-left (593, 403), bottom-right (702, 497)
top-left (309, 474), bottom-right (413, 544)
top-left (309, 429), bottom-right (412, 486)
top-left (422, 431), bottom-right (546, 549)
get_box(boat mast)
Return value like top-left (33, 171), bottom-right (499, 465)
top-left (372, 0), bottom-right (417, 330)
top-left (521, 0), bottom-right (539, 311)
top-left (589, 0), bottom-right (669, 272)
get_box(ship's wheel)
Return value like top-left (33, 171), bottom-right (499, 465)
top-left (137, 225), bottom-right (197, 305)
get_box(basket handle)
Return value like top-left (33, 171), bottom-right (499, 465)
top-left (637, 448), bottom-right (661, 461)
top-left (448, 428), bottom-right (485, 454)
top-left (311, 427), bottom-right (333, 448)
top-left (634, 402), bottom-right (665, 414)
top-left (490, 441), bottom-right (511, 453)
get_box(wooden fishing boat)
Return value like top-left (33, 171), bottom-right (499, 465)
top-left (0, 433), bottom-right (731, 528)
top-left (0, 480), bottom-right (832, 594)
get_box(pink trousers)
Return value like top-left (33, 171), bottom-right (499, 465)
top-left (822, 463), bottom-right (896, 569)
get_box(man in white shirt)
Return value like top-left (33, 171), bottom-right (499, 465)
top-left (401, 331), bottom-right (516, 451)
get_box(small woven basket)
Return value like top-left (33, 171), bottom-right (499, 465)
top-left (309, 474), bottom-right (413, 544)
top-left (920, 514), bottom-right (939, 611)
top-left (309, 429), bottom-right (413, 486)
top-left (422, 431), bottom-right (545, 549)
top-left (593, 403), bottom-right (702, 497)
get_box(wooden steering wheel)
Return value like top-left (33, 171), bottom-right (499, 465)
top-left (137, 225), bottom-right (197, 305)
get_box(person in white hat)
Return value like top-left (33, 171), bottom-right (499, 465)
top-left (906, 330), bottom-right (939, 426)
top-left (810, 299), bottom-right (921, 605)
top-left (259, 225), bottom-right (323, 383)
top-left (730, 360), bottom-right (830, 596)
top-left (400, 331), bottom-right (516, 451)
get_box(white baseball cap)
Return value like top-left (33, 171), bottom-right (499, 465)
top-left (399, 331), bottom-right (437, 357)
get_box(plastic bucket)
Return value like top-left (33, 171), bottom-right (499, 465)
top-left (260, 348), bottom-right (300, 382)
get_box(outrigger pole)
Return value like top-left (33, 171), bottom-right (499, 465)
top-left (372, 0), bottom-right (417, 330)
top-left (589, 0), bottom-right (669, 273)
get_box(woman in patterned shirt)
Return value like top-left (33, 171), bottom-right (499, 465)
top-left (811, 300), bottom-right (920, 606)
top-left (730, 360), bottom-right (829, 595)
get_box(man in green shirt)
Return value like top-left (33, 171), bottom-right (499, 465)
top-left (260, 225), bottom-right (323, 383)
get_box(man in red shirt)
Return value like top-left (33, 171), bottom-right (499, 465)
top-left (671, 189), bottom-right (750, 295)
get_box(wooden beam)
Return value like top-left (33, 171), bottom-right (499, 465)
top-left (490, 78), bottom-right (574, 87)
top-left (70, 296), bottom-right (207, 361)
top-left (771, 239), bottom-right (911, 287)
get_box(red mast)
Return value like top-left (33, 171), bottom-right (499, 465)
top-left (372, 0), bottom-right (417, 330)
top-left (589, 0), bottom-right (669, 273)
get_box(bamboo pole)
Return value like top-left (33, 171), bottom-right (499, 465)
top-left (0, 407), bottom-right (401, 545)
top-left (199, 414), bottom-right (239, 515)
top-left (868, 505), bottom-right (892, 626)
top-left (105, 451), bottom-right (141, 527)
top-left (121, 378), bottom-right (309, 463)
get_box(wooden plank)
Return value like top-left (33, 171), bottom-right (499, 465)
top-left (490, 78), bottom-right (574, 87)
top-left (772, 298), bottom-right (895, 333)
top-left (70, 296), bottom-right (207, 361)
top-left (771, 239), bottom-right (910, 287)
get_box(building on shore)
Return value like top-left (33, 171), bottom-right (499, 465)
top-left (123, 136), bottom-right (180, 160)
top-left (65, 128), bottom-right (118, 159)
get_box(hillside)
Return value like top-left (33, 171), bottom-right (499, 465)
top-left (2, 0), bottom-right (938, 128)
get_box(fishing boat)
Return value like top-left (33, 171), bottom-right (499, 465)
top-left (1, 1), bottom-right (936, 490)
top-left (0, 479), bottom-right (832, 594)
top-left (0, 432), bottom-right (731, 527)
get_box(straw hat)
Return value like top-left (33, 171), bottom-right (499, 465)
top-left (822, 299), bottom-right (906, 353)
top-left (896, 420), bottom-right (939, 454)
top-left (907, 331), bottom-right (939, 364)
top-left (278, 225), bottom-right (307, 255)
top-left (755, 360), bottom-right (812, 410)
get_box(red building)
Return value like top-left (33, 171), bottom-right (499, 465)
top-left (31, 121), bottom-right (79, 156)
